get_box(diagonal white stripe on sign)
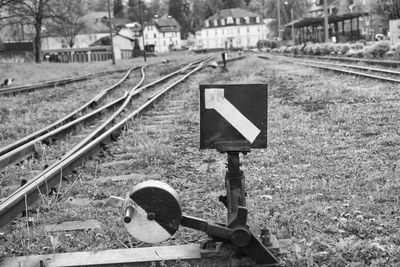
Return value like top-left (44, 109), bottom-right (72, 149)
top-left (205, 88), bottom-right (261, 143)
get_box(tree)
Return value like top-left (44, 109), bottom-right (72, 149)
top-left (248, 0), bottom-right (309, 37)
top-left (85, 0), bottom-right (108, 12)
top-left (0, 0), bottom-right (22, 23)
top-left (221, 0), bottom-right (243, 9)
top-left (6, 0), bottom-right (70, 63)
top-left (113, 0), bottom-right (124, 17)
top-left (378, 0), bottom-right (400, 20)
top-left (127, 0), bottom-right (142, 22)
top-left (169, 0), bottom-right (191, 38)
top-left (46, 0), bottom-right (86, 48)
top-left (188, 0), bottom-right (206, 33)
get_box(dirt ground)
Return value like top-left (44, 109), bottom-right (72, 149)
top-left (1, 54), bottom-right (400, 266)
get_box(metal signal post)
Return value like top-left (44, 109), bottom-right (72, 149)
top-left (107, 0), bottom-right (116, 65)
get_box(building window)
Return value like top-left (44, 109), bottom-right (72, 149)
top-left (237, 27), bottom-right (240, 34)
top-left (154, 33), bottom-right (157, 38)
top-left (236, 18), bottom-right (240, 24)
top-left (227, 16), bottom-right (233, 24)
top-left (256, 17), bottom-right (261, 23)
top-left (221, 19), bottom-right (225, 26)
top-left (163, 32), bottom-right (165, 37)
top-left (214, 19), bottom-right (218, 26)
top-left (247, 26), bottom-right (250, 33)
top-left (205, 20), bottom-right (209, 27)
top-left (245, 17), bottom-right (250, 24)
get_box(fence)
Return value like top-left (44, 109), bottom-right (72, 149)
top-left (42, 46), bottom-right (113, 63)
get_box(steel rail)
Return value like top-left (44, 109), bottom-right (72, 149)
top-left (278, 55), bottom-right (400, 76)
top-left (308, 55), bottom-right (400, 68)
top-left (0, 66), bottom-right (139, 158)
top-left (295, 62), bottom-right (400, 83)
top-left (0, 58), bottom-right (211, 228)
top-left (0, 59), bottom-right (206, 170)
top-left (0, 93), bottom-right (128, 169)
top-left (258, 55), bottom-right (400, 83)
top-left (282, 54), bottom-right (400, 67)
top-left (301, 59), bottom-right (400, 76)
top-left (0, 68), bottom-right (130, 95)
top-left (35, 59), bottom-right (207, 176)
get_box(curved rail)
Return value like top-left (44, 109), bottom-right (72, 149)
top-left (0, 58), bottom-right (212, 228)
top-left (258, 55), bottom-right (400, 83)
top-left (0, 68), bottom-right (131, 95)
top-left (302, 55), bottom-right (400, 68)
top-left (0, 59), bottom-right (207, 170)
top-left (0, 67), bottom-right (139, 159)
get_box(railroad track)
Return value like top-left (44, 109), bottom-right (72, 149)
top-left (0, 67), bottom-right (139, 167)
top-left (259, 55), bottom-right (400, 83)
top-left (0, 68), bottom-right (133, 95)
top-left (0, 57), bottom-right (213, 228)
top-left (292, 54), bottom-right (400, 68)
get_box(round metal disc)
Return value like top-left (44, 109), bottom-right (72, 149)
top-left (123, 180), bottom-right (182, 243)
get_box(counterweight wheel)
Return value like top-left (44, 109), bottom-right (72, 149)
top-left (123, 180), bottom-right (182, 243)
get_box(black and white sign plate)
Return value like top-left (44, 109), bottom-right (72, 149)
top-left (200, 84), bottom-right (267, 149)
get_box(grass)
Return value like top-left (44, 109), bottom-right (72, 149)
top-left (1, 54), bottom-right (400, 266)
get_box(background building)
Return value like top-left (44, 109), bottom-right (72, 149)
top-left (285, 0), bottom-right (388, 44)
top-left (143, 15), bottom-right (181, 53)
top-left (195, 8), bottom-right (269, 50)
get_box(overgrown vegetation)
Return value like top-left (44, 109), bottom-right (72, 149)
top-left (272, 41), bottom-right (399, 60)
top-left (1, 54), bottom-right (400, 266)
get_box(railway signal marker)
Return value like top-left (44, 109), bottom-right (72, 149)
top-left (205, 88), bottom-right (260, 143)
top-left (200, 84), bottom-right (268, 150)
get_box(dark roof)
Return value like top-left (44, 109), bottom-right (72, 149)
top-left (90, 33), bottom-right (135, 46)
top-left (285, 11), bottom-right (368, 28)
top-left (203, 8), bottom-right (263, 28)
top-left (286, 0), bottom-right (369, 28)
top-left (146, 15), bottom-right (180, 32)
top-left (206, 8), bottom-right (260, 21)
top-left (113, 17), bottom-right (132, 28)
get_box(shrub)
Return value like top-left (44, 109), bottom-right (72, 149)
top-left (270, 40), bottom-right (278, 49)
top-left (312, 44), bottom-right (321, 55)
top-left (392, 44), bottom-right (400, 59)
top-left (333, 44), bottom-right (342, 55)
top-left (350, 42), bottom-right (364, 50)
top-left (341, 44), bottom-right (350, 55)
top-left (319, 43), bottom-right (332, 55)
top-left (304, 44), bottom-right (313, 55)
top-left (364, 41), bottom-right (390, 58)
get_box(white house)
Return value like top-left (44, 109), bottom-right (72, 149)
top-left (42, 12), bottom-right (111, 49)
top-left (90, 33), bottom-right (137, 60)
top-left (143, 15), bottom-right (181, 53)
top-left (195, 8), bottom-right (269, 50)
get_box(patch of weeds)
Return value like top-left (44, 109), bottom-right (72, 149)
top-left (360, 129), bottom-right (381, 138)
top-left (300, 98), bottom-right (331, 112)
